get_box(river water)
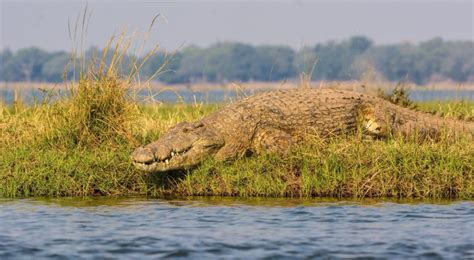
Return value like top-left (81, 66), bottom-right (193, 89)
top-left (1, 88), bottom-right (473, 104)
top-left (0, 198), bottom-right (473, 259)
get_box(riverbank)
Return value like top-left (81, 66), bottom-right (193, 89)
top-left (1, 87), bottom-right (473, 198)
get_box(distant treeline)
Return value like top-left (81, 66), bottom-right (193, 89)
top-left (1, 36), bottom-right (473, 84)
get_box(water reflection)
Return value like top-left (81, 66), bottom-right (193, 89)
top-left (0, 196), bottom-right (464, 208)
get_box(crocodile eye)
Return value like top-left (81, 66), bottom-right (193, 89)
top-left (193, 122), bottom-right (204, 128)
top-left (179, 122), bottom-right (195, 133)
top-left (183, 122), bottom-right (204, 132)
top-left (182, 127), bottom-right (191, 133)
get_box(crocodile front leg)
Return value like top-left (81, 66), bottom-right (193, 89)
top-left (251, 128), bottom-right (294, 156)
top-left (358, 104), bottom-right (387, 138)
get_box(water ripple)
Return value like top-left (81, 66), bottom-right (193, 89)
top-left (0, 198), bottom-right (472, 259)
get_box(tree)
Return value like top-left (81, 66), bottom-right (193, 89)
top-left (253, 45), bottom-right (296, 81)
top-left (41, 51), bottom-right (72, 82)
top-left (348, 36), bottom-right (373, 54)
top-left (140, 52), bottom-right (183, 83)
top-left (9, 47), bottom-right (49, 82)
top-left (0, 49), bottom-right (13, 81)
top-left (0, 36), bottom-right (473, 84)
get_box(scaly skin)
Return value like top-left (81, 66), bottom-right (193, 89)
top-left (132, 88), bottom-right (473, 172)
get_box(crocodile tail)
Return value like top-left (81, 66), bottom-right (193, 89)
top-left (441, 118), bottom-right (474, 137)
top-left (399, 109), bottom-right (474, 140)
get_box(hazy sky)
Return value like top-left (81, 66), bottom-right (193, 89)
top-left (0, 0), bottom-right (473, 52)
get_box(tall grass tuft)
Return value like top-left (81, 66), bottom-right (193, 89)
top-left (378, 83), bottom-right (416, 109)
top-left (70, 75), bottom-right (132, 145)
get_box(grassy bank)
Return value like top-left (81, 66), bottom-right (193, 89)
top-left (1, 90), bottom-right (473, 198)
top-left (2, 22), bottom-right (471, 199)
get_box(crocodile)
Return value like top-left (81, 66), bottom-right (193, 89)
top-left (132, 88), bottom-right (473, 172)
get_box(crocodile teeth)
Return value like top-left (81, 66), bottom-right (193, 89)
top-left (165, 159), bottom-right (170, 164)
top-left (171, 152), bottom-right (175, 157)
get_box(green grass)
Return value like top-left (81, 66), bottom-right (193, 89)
top-left (416, 100), bottom-right (473, 121)
top-left (180, 136), bottom-right (473, 198)
top-left (1, 95), bottom-right (473, 198)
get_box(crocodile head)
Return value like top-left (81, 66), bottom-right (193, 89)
top-left (131, 121), bottom-right (224, 172)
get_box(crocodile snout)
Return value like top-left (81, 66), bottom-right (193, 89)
top-left (131, 147), bottom-right (155, 163)
top-left (132, 144), bottom-right (173, 164)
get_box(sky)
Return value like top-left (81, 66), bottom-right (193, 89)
top-left (0, 0), bottom-right (473, 52)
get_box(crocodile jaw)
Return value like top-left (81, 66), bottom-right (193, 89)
top-left (132, 145), bottom-right (214, 172)
top-left (131, 121), bottom-right (224, 172)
